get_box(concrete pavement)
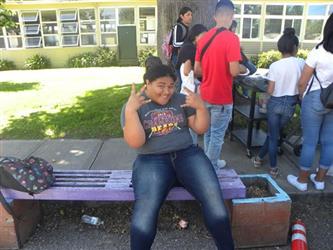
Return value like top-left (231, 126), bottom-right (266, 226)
top-left (1, 138), bottom-right (332, 198)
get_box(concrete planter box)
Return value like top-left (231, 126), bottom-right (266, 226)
top-left (231, 174), bottom-right (291, 248)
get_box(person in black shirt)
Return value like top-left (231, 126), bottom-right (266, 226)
top-left (170, 6), bottom-right (193, 92)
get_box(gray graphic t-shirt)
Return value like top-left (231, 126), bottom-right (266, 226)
top-left (121, 93), bottom-right (195, 154)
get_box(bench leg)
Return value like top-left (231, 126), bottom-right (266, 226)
top-left (0, 200), bottom-right (41, 249)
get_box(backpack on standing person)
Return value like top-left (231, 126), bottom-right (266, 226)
top-left (161, 23), bottom-right (187, 62)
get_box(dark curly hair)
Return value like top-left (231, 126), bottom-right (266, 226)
top-left (277, 27), bottom-right (299, 54)
top-left (144, 64), bottom-right (177, 83)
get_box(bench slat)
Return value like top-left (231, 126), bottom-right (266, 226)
top-left (1, 169), bottom-right (245, 200)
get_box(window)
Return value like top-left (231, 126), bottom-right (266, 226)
top-left (241, 4), bottom-right (261, 39)
top-left (21, 10), bottom-right (42, 48)
top-left (244, 4), bottom-right (261, 15)
top-left (139, 7), bottom-right (156, 45)
top-left (234, 17), bottom-right (241, 35)
top-left (308, 5), bottom-right (327, 16)
top-left (234, 4), bottom-right (241, 15)
top-left (305, 20), bottom-right (324, 40)
top-left (264, 5), bottom-right (283, 40)
top-left (284, 19), bottom-right (301, 36)
top-left (243, 18), bottom-right (259, 39)
top-left (21, 11), bottom-right (38, 22)
top-left (25, 37), bottom-right (41, 48)
top-left (305, 5), bottom-right (327, 41)
top-left (286, 5), bottom-right (303, 16)
top-left (266, 5), bottom-right (283, 15)
top-left (61, 35), bottom-right (79, 46)
top-left (264, 19), bottom-right (282, 39)
top-left (44, 36), bottom-right (58, 47)
top-left (41, 10), bottom-right (57, 22)
top-left (99, 8), bottom-right (117, 46)
top-left (61, 23), bottom-right (78, 33)
top-left (60, 10), bottom-right (77, 21)
top-left (41, 10), bottom-right (59, 47)
top-left (118, 8), bottom-right (134, 25)
top-left (60, 9), bottom-right (79, 47)
top-left (24, 24), bottom-right (40, 35)
top-left (79, 9), bottom-right (96, 46)
top-left (6, 12), bottom-right (23, 48)
top-left (0, 28), bottom-right (5, 48)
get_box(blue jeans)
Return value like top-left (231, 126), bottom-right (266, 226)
top-left (204, 103), bottom-right (233, 169)
top-left (131, 145), bottom-right (234, 250)
top-left (258, 95), bottom-right (298, 168)
top-left (299, 89), bottom-right (333, 171)
top-left (171, 52), bottom-right (181, 93)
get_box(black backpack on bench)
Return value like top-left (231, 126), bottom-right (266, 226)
top-left (0, 156), bottom-right (55, 219)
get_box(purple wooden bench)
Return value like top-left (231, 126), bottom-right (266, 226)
top-left (0, 169), bottom-right (245, 249)
top-left (1, 169), bottom-right (245, 201)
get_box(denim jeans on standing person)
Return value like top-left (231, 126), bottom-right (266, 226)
top-left (171, 52), bottom-right (181, 93)
top-left (299, 89), bottom-right (333, 171)
top-left (204, 103), bottom-right (233, 170)
top-left (258, 95), bottom-right (298, 168)
top-left (130, 145), bottom-right (234, 250)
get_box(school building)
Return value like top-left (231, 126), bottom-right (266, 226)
top-left (1, 0), bottom-right (332, 68)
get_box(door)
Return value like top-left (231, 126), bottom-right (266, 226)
top-left (118, 26), bottom-right (138, 65)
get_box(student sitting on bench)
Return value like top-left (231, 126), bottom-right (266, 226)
top-left (121, 64), bottom-right (235, 250)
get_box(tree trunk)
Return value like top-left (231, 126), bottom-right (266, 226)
top-left (157, 0), bottom-right (218, 62)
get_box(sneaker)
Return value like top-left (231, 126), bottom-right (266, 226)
top-left (287, 175), bottom-right (308, 191)
top-left (309, 174), bottom-right (325, 190)
top-left (253, 156), bottom-right (263, 168)
top-left (217, 159), bottom-right (227, 169)
top-left (269, 167), bottom-right (279, 178)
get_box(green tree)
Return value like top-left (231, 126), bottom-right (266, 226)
top-left (0, 0), bottom-right (16, 28)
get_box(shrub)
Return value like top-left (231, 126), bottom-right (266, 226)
top-left (0, 59), bottom-right (16, 71)
top-left (296, 49), bottom-right (309, 60)
top-left (257, 49), bottom-right (310, 69)
top-left (138, 47), bottom-right (157, 67)
top-left (24, 55), bottom-right (51, 70)
top-left (95, 47), bottom-right (117, 66)
top-left (67, 48), bottom-right (118, 68)
top-left (67, 52), bottom-right (97, 68)
top-left (257, 50), bottom-right (281, 69)
top-left (249, 55), bottom-right (259, 67)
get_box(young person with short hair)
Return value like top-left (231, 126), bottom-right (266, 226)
top-left (121, 64), bottom-right (235, 249)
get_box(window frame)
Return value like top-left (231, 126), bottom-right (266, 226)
top-left (99, 7), bottom-right (118, 46)
top-left (59, 9), bottom-right (77, 22)
top-left (138, 6), bottom-right (157, 45)
top-left (24, 36), bottom-right (42, 48)
top-left (5, 11), bottom-right (23, 50)
top-left (23, 24), bottom-right (40, 35)
top-left (262, 4), bottom-right (304, 41)
top-left (304, 4), bottom-right (327, 42)
top-left (40, 9), bottom-right (60, 48)
top-left (21, 11), bottom-right (39, 23)
top-left (61, 34), bottom-right (79, 47)
top-left (236, 3), bottom-right (262, 40)
top-left (79, 8), bottom-right (97, 47)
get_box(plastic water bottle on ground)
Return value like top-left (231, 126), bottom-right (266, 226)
top-left (81, 214), bottom-right (104, 226)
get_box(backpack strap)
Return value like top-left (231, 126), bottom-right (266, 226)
top-left (306, 70), bottom-right (323, 95)
top-left (200, 27), bottom-right (226, 61)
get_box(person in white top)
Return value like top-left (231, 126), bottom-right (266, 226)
top-left (176, 24), bottom-right (208, 144)
top-left (253, 28), bottom-right (305, 178)
top-left (287, 13), bottom-right (333, 191)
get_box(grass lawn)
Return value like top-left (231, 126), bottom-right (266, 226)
top-left (0, 79), bottom-right (141, 139)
